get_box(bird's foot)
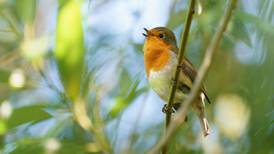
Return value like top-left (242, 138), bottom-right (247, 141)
top-left (162, 104), bottom-right (176, 114)
top-left (162, 104), bottom-right (188, 122)
top-left (202, 118), bottom-right (210, 137)
top-left (178, 64), bottom-right (185, 69)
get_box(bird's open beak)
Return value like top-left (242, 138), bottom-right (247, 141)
top-left (142, 28), bottom-right (149, 37)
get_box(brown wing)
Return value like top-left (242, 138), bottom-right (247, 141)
top-left (181, 58), bottom-right (211, 104)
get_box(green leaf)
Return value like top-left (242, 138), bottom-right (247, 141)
top-left (118, 69), bottom-right (133, 95)
top-left (54, 0), bottom-right (85, 101)
top-left (0, 69), bottom-right (10, 83)
top-left (57, 141), bottom-right (86, 154)
top-left (7, 105), bottom-right (51, 129)
top-left (0, 119), bottom-right (7, 135)
top-left (230, 13), bottom-right (252, 47)
top-left (8, 138), bottom-right (43, 154)
top-left (15, 0), bottom-right (36, 23)
top-left (108, 79), bottom-right (144, 118)
top-left (108, 96), bottom-right (127, 118)
top-left (237, 11), bottom-right (274, 35)
top-left (10, 145), bottom-right (43, 154)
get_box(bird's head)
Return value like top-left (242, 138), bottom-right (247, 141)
top-left (143, 27), bottom-right (178, 50)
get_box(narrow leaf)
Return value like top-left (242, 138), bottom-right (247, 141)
top-left (55, 0), bottom-right (85, 101)
top-left (7, 105), bottom-right (51, 129)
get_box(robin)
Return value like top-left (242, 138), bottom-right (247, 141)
top-left (142, 27), bottom-right (210, 136)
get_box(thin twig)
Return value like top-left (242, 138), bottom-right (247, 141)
top-left (0, 29), bottom-right (12, 33)
top-left (163, 0), bottom-right (196, 153)
top-left (36, 62), bottom-right (111, 152)
top-left (74, 97), bottom-right (112, 153)
top-left (127, 93), bottom-right (149, 152)
top-left (0, 10), bottom-right (21, 37)
top-left (36, 64), bottom-right (70, 108)
top-left (149, 0), bottom-right (238, 153)
top-left (71, 67), bottom-right (112, 153)
top-left (92, 91), bottom-right (113, 153)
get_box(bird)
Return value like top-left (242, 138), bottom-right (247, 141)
top-left (142, 27), bottom-right (210, 136)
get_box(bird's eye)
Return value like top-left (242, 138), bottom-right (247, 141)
top-left (159, 33), bottom-right (164, 39)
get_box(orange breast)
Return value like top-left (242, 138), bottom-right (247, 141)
top-left (143, 39), bottom-right (171, 78)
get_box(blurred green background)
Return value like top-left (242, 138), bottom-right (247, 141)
top-left (0, 0), bottom-right (273, 153)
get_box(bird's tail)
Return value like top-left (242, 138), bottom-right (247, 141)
top-left (194, 95), bottom-right (210, 136)
top-left (199, 116), bottom-right (210, 136)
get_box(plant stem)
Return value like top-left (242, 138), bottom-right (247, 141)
top-left (74, 93), bottom-right (112, 153)
top-left (162, 0), bottom-right (196, 153)
top-left (149, 0), bottom-right (238, 153)
top-left (0, 11), bottom-right (21, 37)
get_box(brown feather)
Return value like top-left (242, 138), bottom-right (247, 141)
top-left (174, 48), bottom-right (211, 103)
top-left (181, 58), bottom-right (211, 104)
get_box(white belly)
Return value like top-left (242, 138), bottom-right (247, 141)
top-left (149, 52), bottom-right (177, 101)
top-left (148, 51), bottom-right (193, 103)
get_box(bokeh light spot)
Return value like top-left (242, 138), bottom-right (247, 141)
top-left (44, 138), bottom-right (61, 153)
top-left (215, 94), bottom-right (251, 141)
top-left (0, 100), bottom-right (13, 119)
top-left (9, 69), bottom-right (26, 88)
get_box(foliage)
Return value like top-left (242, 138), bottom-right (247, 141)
top-left (0, 0), bottom-right (273, 154)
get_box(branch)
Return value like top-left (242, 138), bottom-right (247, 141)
top-left (149, 0), bottom-right (238, 153)
top-left (0, 10), bottom-right (21, 37)
top-left (74, 97), bottom-right (112, 153)
top-left (162, 0), bottom-right (196, 153)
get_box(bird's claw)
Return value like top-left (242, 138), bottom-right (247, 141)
top-left (162, 103), bottom-right (188, 122)
top-left (162, 104), bottom-right (176, 114)
top-left (178, 64), bottom-right (185, 69)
